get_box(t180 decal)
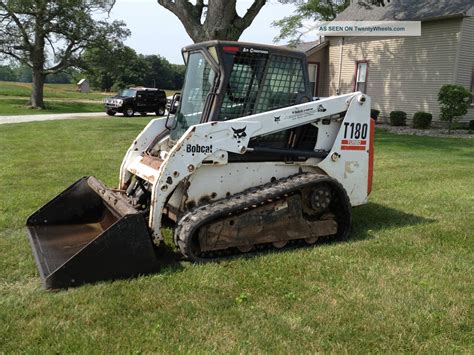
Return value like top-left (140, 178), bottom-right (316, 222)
top-left (341, 122), bottom-right (369, 151)
top-left (343, 122), bottom-right (368, 140)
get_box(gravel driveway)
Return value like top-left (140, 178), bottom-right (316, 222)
top-left (0, 112), bottom-right (105, 125)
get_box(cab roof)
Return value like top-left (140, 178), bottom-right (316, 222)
top-left (181, 40), bottom-right (307, 59)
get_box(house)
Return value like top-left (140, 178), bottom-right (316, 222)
top-left (300, 0), bottom-right (474, 123)
top-left (77, 78), bottom-right (90, 93)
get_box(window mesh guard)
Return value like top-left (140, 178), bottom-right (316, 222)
top-left (219, 53), bottom-right (307, 121)
top-left (255, 55), bottom-right (306, 114)
top-left (220, 51), bottom-right (312, 158)
top-left (219, 52), bottom-right (267, 121)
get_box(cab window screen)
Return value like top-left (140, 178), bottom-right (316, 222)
top-left (255, 55), bottom-right (306, 113)
top-left (218, 52), bottom-right (267, 121)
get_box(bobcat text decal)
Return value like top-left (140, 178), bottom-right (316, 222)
top-left (186, 144), bottom-right (213, 154)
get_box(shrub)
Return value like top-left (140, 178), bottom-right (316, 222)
top-left (389, 111), bottom-right (407, 126)
top-left (412, 112), bottom-right (433, 129)
top-left (371, 109), bottom-right (381, 121)
top-left (469, 120), bottom-right (474, 130)
top-left (438, 84), bottom-right (471, 132)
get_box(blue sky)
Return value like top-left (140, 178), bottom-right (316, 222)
top-left (108, 0), bottom-right (299, 64)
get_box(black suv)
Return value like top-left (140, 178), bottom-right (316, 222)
top-left (104, 87), bottom-right (167, 117)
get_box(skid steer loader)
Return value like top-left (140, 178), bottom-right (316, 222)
top-left (27, 41), bottom-right (374, 289)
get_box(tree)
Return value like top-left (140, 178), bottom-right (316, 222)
top-left (0, 0), bottom-right (129, 108)
top-left (140, 55), bottom-right (185, 89)
top-left (0, 64), bottom-right (16, 81)
top-left (156, 0), bottom-right (267, 42)
top-left (274, 0), bottom-right (390, 45)
top-left (82, 45), bottom-right (186, 91)
top-left (438, 84), bottom-right (471, 132)
top-left (82, 44), bottom-right (147, 92)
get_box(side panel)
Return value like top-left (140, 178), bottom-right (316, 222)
top-left (317, 96), bottom-right (372, 206)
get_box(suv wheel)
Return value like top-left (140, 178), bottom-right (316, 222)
top-left (124, 106), bottom-right (134, 117)
top-left (156, 106), bottom-right (165, 116)
top-left (106, 109), bottom-right (116, 116)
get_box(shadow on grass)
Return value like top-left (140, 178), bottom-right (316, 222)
top-left (154, 202), bottom-right (433, 271)
top-left (350, 202), bottom-right (433, 241)
top-left (153, 242), bottom-right (184, 270)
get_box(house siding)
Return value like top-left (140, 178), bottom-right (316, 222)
top-left (307, 46), bottom-right (330, 97)
top-left (327, 18), bottom-right (463, 122)
top-left (455, 15), bottom-right (474, 121)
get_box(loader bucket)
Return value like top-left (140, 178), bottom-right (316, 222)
top-left (26, 176), bottom-right (159, 290)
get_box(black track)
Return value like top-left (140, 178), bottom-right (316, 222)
top-left (174, 173), bottom-right (352, 262)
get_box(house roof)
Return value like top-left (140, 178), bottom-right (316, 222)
top-left (291, 40), bottom-right (321, 52)
top-left (282, 39), bottom-right (329, 55)
top-left (335, 0), bottom-right (474, 22)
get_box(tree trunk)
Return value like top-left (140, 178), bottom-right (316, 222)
top-left (30, 69), bottom-right (45, 109)
top-left (157, 0), bottom-right (267, 43)
top-left (202, 0), bottom-right (239, 41)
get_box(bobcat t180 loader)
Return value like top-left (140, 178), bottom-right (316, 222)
top-left (27, 41), bottom-right (374, 289)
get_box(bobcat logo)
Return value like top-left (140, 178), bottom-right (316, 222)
top-left (274, 116), bottom-right (281, 122)
top-left (232, 126), bottom-right (247, 139)
top-left (317, 104), bottom-right (327, 112)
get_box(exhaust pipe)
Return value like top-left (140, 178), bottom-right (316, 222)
top-left (26, 177), bottom-right (159, 290)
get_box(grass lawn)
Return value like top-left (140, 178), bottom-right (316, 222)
top-left (0, 81), bottom-right (178, 116)
top-left (0, 119), bottom-right (472, 352)
top-left (0, 81), bottom-right (105, 116)
top-left (0, 81), bottom-right (108, 100)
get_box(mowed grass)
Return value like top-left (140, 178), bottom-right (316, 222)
top-left (0, 81), bottom-right (108, 100)
top-left (0, 81), bottom-right (178, 116)
top-left (0, 81), bottom-right (105, 115)
top-left (0, 120), bottom-right (472, 352)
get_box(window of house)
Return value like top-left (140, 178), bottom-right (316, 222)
top-left (354, 61), bottom-right (369, 93)
top-left (308, 63), bottom-right (320, 97)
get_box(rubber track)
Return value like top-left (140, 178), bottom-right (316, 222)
top-left (175, 173), bottom-right (352, 262)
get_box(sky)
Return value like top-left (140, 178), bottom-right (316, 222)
top-left (107, 0), bottom-right (300, 64)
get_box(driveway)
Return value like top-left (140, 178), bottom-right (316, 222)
top-left (0, 112), bottom-right (105, 125)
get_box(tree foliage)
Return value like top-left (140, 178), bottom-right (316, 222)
top-left (274, 0), bottom-right (390, 45)
top-left (81, 45), bottom-right (185, 91)
top-left (438, 84), bottom-right (471, 131)
top-left (0, 0), bottom-right (128, 107)
top-left (156, 0), bottom-right (267, 42)
top-left (0, 62), bottom-right (76, 83)
top-left (141, 54), bottom-right (185, 90)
